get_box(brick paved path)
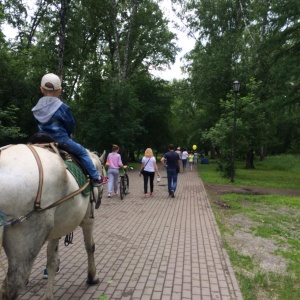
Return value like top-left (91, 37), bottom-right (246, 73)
top-left (2, 167), bottom-right (243, 299)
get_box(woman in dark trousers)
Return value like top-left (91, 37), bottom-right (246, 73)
top-left (139, 148), bottom-right (161, 198)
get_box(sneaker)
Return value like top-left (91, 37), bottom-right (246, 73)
top-left (171, 190), bottom-right (175, 198)
top-left (144, 194), bottom-right (149, 198)
top-left (43, 266), bottom-right (60, 279)
top-left (93, 176), bottom-right (109, 187)
top-left (108, 193), bottom-right (111, 198)
top-left (114, 192), bottom-right (118, 196)
top-left (150, 192), bottom-right (153, 196)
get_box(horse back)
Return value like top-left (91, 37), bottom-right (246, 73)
top-left (0, 144), bottom-right (74, 217)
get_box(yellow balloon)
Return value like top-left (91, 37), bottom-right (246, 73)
top-left (192, 145), bottom-right (197, 150)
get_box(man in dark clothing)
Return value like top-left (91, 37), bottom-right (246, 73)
top-left (161, 144), bottom-right (180, 198)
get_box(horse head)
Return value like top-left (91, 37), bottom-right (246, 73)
top-left (89, 150), bottom-right (106, 177)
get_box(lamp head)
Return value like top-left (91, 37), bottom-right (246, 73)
top-left (233, 80), bottom-right (240, 93)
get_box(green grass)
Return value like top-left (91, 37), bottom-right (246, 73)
top-left (200, 154), bottom-right (300, 189)
top-left (126, 162), bottom-right (140, 170)
top-left (201, 154), bottom-right (300, 300)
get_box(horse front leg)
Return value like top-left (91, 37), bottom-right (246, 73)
top-left (81, 218), bottom-right (99, 285)
top-left (44, 239), bottom-right (60, 300)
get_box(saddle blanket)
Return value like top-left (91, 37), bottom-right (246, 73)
top-left (65, 160), bottom-right (90, 195)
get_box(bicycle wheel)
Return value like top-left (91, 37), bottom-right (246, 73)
top-left (119, 176), bottom-right (125, 200)
top-left (124, 174), bottom-right (129, 194)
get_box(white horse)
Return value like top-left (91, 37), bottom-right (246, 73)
top-left (0, 143), bottom-right (106, 300)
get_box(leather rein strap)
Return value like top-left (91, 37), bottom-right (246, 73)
top-left (27, 144), bottom-right (43, 209)
top-left (26, 144), bottom-right (90, 211)
top-left (0, 144), bottom-right (91, 227)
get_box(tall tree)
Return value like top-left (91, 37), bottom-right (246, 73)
top-left (171, 0), bottom-right (300, 156)
top-left (1, 0), bottom-right (179, 150)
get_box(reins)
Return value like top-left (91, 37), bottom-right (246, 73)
top-left (26, 143), bottom-right (91, 210)
top-left (27, 144), bottom-right (44, 209)
top-left (0, 144), bottom-right (95, 227)
top-left (2, 180), bottom-right (91, 227)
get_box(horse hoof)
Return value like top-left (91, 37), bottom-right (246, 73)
top-left (95, 198), bottom-right (101, 209)
top-left (87, 277), bottom-right (100, 285)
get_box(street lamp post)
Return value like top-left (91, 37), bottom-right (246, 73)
top-left (231, 80), bottom-right (240, 183)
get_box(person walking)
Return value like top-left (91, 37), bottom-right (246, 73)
top-left (188, 151), bottom-right (194, 171)
top-left (161, 144), bottom-right (180, 198)
top-left (193, 151), bottom-right (199, 165)
top-left (181, 148), bottom-right (188, 172)
top-left (32, 73), bottom-right (107, 187)
top-left (106, 144), bottom-right (125, 198)
top-left (139, 148), bottom-right (161, 198)
top-left (175, 147), bottom-right (182, 172)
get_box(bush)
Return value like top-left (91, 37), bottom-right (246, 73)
top-left (217, 159), bottom-right (233, 178)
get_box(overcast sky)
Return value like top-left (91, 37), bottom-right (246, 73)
top-left (2, 0), bottom-right (195, 81)
top-left (151, 0), bottom-right (195, 80)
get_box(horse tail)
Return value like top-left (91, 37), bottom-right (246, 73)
top-left (0, 210), bottom-right (4, 299)
top-left (0, 227), bottom-right (2, 252)
top-left (0, 209), bottom-right (4, 247)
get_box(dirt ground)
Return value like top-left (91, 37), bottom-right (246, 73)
top-left (204, 183), bottom-right (300, 299)
top-left (204, 183), bottom-right (300, 197)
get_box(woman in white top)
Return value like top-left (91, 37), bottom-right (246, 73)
top-left (181, 149), bottom-right (188, 172)
top-left (139, 148), bottom-right (161, 198)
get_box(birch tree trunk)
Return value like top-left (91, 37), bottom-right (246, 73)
top-left (122, 0), bottom-right (137, 80)
top-left (57, 0), bottom-right (69, 80)
top-left (26, 1), bottom-right (47, 49)
top-left (113, 0), bottom-right (122, 83)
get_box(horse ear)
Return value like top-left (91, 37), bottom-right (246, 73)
top-left (99, 150), bottom-right (106, 164)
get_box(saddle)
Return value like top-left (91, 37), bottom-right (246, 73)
top-left (28, 133), bottom-right (91, 201)
top-left (28, 133), bottom-right (87, 174)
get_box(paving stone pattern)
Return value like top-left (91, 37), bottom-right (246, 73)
top-left (2, 168), bottom-right (243, 300)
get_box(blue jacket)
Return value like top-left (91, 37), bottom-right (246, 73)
top-left (32, 96), bottom-right (75, 142)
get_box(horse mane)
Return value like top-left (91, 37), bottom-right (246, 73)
top-left (86, 149), bottom-right (106, 170)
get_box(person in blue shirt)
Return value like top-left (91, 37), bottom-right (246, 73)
top-left (32, 73), bottom-right (107, 187)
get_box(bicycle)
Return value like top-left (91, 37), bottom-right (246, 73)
top-left (119, 166), bottom-right (133, 200)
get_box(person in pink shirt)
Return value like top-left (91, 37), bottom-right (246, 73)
top-left (106, 144), bottom-right (126, 197)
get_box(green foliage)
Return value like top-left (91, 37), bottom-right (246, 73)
top-left (2, 0), bottom-right (300, 157)
top-left (202, 78), bottom-right (269, 158)
top-left (133, 76), bottom-right (174, 151)
top-left (168, 79), bottom-right (198, 148)
top-left (1, 0), bottom-right (179, 150)
top-left (73, 79), bottom-right (142, 152)
top-left (0, 106), bottom-right (26, 144)
top-left (216, 159), bottom-right (233, 178)
top-left (171, 0), bottom-right (300, 156)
